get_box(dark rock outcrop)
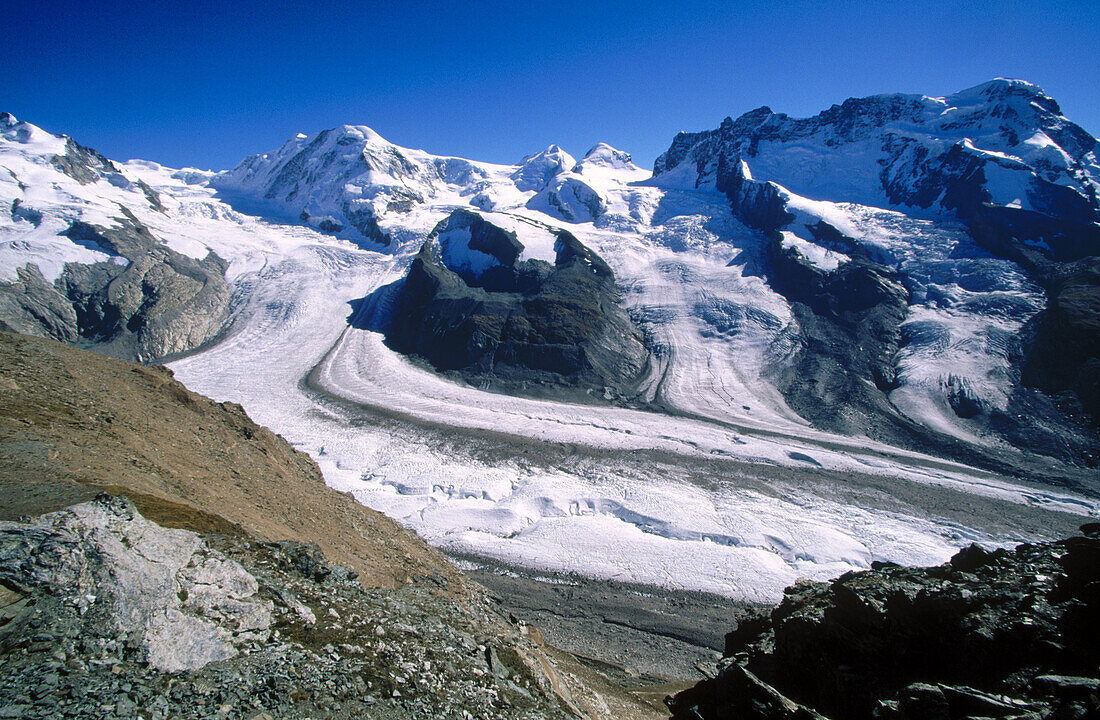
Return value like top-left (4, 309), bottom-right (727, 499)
top-left (668, 529), bottom-right (1100, 720)
top-left (763, 229), bottom-right (909, 432)
top-left (0, 209), bottom-right (230, 362)
top-left (383, 209), bottom-right (648, 397)
top-left (48, 136), bottom-right (119, 185)
top-left (970, 206), bottom-right (1100, 424)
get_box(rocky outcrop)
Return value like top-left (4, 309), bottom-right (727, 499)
top-left (668, 527), bottom-right (1100, 720)
top-left (383, 209), bottom-right (649, 398)
top-left (762, 229), bottom-right (914, 441)
top-left (48, 136), bottom-right (119, 186)
top-left (970, 206), bottom-right (1100, 424)
top-left (0, 209), bottom-right (230, 362)
top-left (0, 497), bottom-right (605, 719)
top-left (0, 495), bottom-right (272, 673)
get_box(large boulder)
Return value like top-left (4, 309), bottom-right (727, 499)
top-left (0, 495), bottom-right (272, 673)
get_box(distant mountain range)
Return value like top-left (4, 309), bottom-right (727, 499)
top-left (3, 80), bottom-right (1095, 467)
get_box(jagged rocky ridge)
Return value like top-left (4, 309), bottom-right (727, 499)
top-left (652, 79), bottom-right (1100, 459)
top-left (379, 209), bottom-right (649, 397)
top-left (668, 525), bottom-right (1100, 720)
top-left (0, 113), bottom-right (230, 362)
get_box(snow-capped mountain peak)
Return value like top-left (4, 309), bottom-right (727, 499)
top-left (511, 144), bottom-right (576, 192)
top-left (1, 113), bottom-right (69, 156)
top-left (652, 79), bottom-right (1098, 226)
top-left (211, 123), bottom-right (506, 244)
top-left (942, 77), bottom-right (1054, 110)
top-left (577, 142), bottom-right (637, 171)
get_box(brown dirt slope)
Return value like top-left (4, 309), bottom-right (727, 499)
top-left (0, 330), bottom-right (463, 592)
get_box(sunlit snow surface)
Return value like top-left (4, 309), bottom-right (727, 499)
top-left (4, 117), bottom-right (1096, 602)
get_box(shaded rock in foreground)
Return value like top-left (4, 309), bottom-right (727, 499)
top-left (668, 530), bottom-right (1100, 720)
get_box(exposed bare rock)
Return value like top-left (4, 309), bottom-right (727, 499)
top-left (668, 529), bottom-right (1100, 720)
top-left (0, 495), bottom-right (272, 672)
top-left (382, 209), bottom-right (650, 399)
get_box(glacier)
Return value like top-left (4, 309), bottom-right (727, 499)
top-left (1, 79), bottom-right (1097, 602)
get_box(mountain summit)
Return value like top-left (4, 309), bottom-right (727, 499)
top-left (653, 78), bottom-right (1098, 224)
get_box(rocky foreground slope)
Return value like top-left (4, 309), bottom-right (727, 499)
top-left (0, 331), bottom-right (662, 720)
top-left (668, 527), bottom-right (1100, 720)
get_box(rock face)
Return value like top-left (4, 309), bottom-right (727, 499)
top-left (384, 209), bottom-right (649, 397)
top-left (0, 114), bottom-right (231, 362)
top-left (668, 528), bottom-right (1100, 720)
top-left (762, 229), bottom-right (912, 441)
top-left (0, 212), bottom-right (230, 362)
top-left (0, 495), bottom-right (272, 673)
top-left (969, 207), bottom-right (1100, 421)
top-left (0, 497), bottom-right (622, 720)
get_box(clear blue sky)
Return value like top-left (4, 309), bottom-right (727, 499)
top-left (6, 0), bottom-right (1098, 171)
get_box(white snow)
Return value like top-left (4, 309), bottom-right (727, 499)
top-left (477, 213), bottom-right (559, 264)
top-left (438, 227), bottom-right (501, 277)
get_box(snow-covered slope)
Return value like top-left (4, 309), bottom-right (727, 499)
top-left (0, 113), bottom-right (236, 359)
top-left (649, 79), bottom-right (1099, 459)
top-left (212, 124), bottom-right (539, 246)
top-left (2, 80), bottom-right (1097, 604)
top-left (653, 79), bottom-right (1098, 222)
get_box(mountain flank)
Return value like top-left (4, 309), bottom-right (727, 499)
top-left (0, 330), bottom-right (455, 591)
